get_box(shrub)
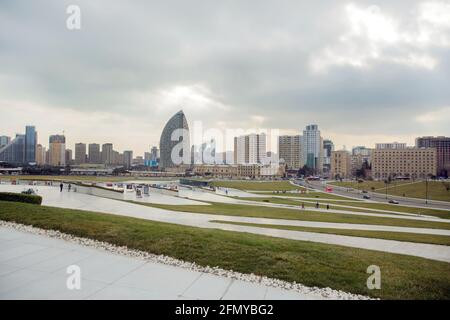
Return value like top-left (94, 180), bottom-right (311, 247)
top-left (0, 192), bottom-right (42, 205)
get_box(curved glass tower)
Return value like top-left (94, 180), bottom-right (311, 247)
top-left (159, 110), bottom-right (190, 169)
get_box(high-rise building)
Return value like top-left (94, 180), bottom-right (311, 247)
top-left (150, 146), bottom-right (159, 161)
top-left (322, 139), bottom-right (334, 174)
top-left (65, 149), bottom-right (73, 166)
top-left (48, 135), bottom-right (66, 166)
top-left (88, 143), bottom-right (101, 164)
top-left (331, 150), bottom-right (351, 179)
top-left (352, 146), bottom-right (372, 156)
top-left (123, 150), bottom-right (133, 168)
top-left (0, 134), bottom-right (25, 164)
top-left (101, 143), bottom-right (114, 165)
top-left (351, 146), bottom-right (372, 176)
top-left (0, 136), bottom-right (11, 148)
top-left (159, 110), bottom-right (190, 168)
top-left (302, 124), bottom-right (323, 173)
top-left (416, 136), bottom-right (450, 178)
top-left (372, 145), bottom-right (437, 180)
top-left (36, 144), bottom-right (46, 165)
top-left (234, 133), bottom-right (266, 165)
top-left (375, 142), bottom-right (406, 150)
top-left (75, 143), bottom-right (87, 165)
top-left (278, 135), bottom-right (303, 170)
top-left (24, 125), bottom-right (37, 164)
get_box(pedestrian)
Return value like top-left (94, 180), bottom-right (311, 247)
top-left (59, 183), bottom-right (63, 192)
top-left (316, 202), bottom-right (319, 209)
top-left (326, 204), bottom-right (330, 210)
top-left (301, 202), bottom-right (305, 210)
top-left (68, 184), bottom-right (72, 192)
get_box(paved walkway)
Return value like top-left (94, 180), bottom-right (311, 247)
top-left (0, 227), bottom-right (322, 300)
top-left (1, 185), bottom-right (450, 262)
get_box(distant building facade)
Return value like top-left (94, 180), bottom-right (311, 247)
top-left (278, 135), bottom-right (303, 170)
top-left (416, 136), bottom-right (450, 178)
top-left (88, 143), bottom-right (101, 164)
top-left (331, 150), bottom-right (351, 179)
top-left (48, 135), bottom-right (66, 166)
top-left (75, 143), bottom-right (87, 165)
top-left (372, 144), bottom-right (437, 180)
top-left (234, 133), bottom-right (266, 165)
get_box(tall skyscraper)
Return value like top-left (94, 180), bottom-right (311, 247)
top-left (159, 110), bottom-right (190, 168)
top-left (0, 134), bottom-right (25, 164)
top-left (24, 125), bottom-right (37, 164)
top-left (101, 143), bottom-right (114, 165)
top-left (234, 133), bottom-right (266, 165)
top-left (75, 143), bottom-right (87, 164)
top-left (88, 143), bottom-right (101, 164)
top-left (278, 135), bottom-right (303, 170)
top-left (416, 136), bottom-right (450, 178)
top-left (36, 144), bottom-right (46, 165)
top-left (302, 124), bottom-right (323, 173)
top-left (150, 146), bottom-right (159, 161)
top-left (48, 135), bottom-right (66, 166)
top-left (65, 149), bottom-right (73, 165)
top-left (123, 150), bottom-right (133, 168)
top-left (322, 139), bottom-right (334, 173)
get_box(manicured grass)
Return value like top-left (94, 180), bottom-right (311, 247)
top-left (134, 201), bottom-right (450, 230)
top-left (330, 181), bottom-right (450, 202)
top-left (1, 201), bottom-right (449, 299)
top-left (240, 197), bottom-right (450, 219)
top-left (256, 191), bottom-right (355, 200)
top-left (210, 180), bottom-right (303, 191)
top-left (211, 220), bottom-right (450, 246)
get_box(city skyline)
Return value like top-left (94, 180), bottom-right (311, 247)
top-left (1, 0), bottom-right (450, 155)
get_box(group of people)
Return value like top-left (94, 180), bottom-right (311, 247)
top-left (59, 183), bottom-right (72, 192)
top-left (300, 202), bottom-right (330, 210)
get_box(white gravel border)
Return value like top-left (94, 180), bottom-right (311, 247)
top-left (0, 220), bottom-right (373, 300)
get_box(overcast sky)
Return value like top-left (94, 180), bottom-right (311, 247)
top-left (1, 0), bottom-right (449, 155)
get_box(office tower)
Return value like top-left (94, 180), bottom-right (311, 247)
top-left (88, 143), bottom-right (101, 164)
top-left (234, 133), bottom-right (266, 165)
top-left (278, 135), bottom-right (303, 170)
top-left (322, 139), bottom-right (334, 173)
top-left (150, 146), bottom-right (159, 161)
top-left (331, 150), bottom-right (351, 179)
top-left (302, 124), bottom-right (323, 173)
top-left (0, 134), bottom-right (25, 164)
top-left (48, 134), bottom-right (66, 166)
top-left (123, 150), bottom-right (133, 168)
top-left (75, 143), bottom-right (87, 165)
top-left (372, 144), bottom-right (437, 180)
top-left (0, 136), bottom-right (11, 148)
top-left (375, 142), bottom-right (406, 149)
top-left (24, 125), bottom-right (37, 164)
top-left (101, 143), bottom-right (114, 165)
top-left (36, 144), bottom-right (46, 165)
top-left (416, 136), bottom-right (450, 177)
top-left (351, 146), bottom-right (373, 176)
top-left (352, 146), bottom-right (372, 156)
top-left (159, 110), bottom-right (190, 168)
top-left (65, 149), bottom-right (73, 166)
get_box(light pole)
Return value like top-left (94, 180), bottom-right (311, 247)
top-left (425, 175), bottom-right (429, 205)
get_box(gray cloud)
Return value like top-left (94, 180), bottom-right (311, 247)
top-left (0, 0), bottom-right (449, 154)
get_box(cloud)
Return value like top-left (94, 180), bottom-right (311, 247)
top-left (311, 2), bottom-right (450, 73)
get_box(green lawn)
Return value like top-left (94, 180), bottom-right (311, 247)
top-left (1, 201), bottom-right (449, 299)
top-left (256, 191), bottom-right (355, 200)
top-left (133, 201), bottom-right (450, 230)
top-left (210, 180), bottom-right (303, 191)
top-left (211, 220), bottom-right (450, 246)
top-left (239, 197), bottom-right (450, 219)
top-left (330, 181), bottom-right (450, 202)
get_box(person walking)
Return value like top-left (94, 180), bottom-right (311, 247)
top-left (301, 202), bottom-right (305, 210)
top-left (68, 184), bottom-right (72, 192)
top-left (59, 183), bottom-right (63, 192)
top-left (326, 204), bottom-right (330, 210)
top-left (316, 202), bottom-right (319, 209)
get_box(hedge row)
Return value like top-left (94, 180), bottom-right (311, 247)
top-left (0, 192), bottom-right (43, 205)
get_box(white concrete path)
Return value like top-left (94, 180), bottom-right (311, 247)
top-left (1, 185), bottom-right (450, 262)
top-left (0, 227), bottom-right (322, 300)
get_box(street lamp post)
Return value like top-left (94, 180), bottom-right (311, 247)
top-left (425, 175), bottom-right (429, 205)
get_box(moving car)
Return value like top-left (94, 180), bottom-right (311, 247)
top-left (363, 195), bottom-right (371, 199)
top-left (389, 200), bottom-right (399, 204)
